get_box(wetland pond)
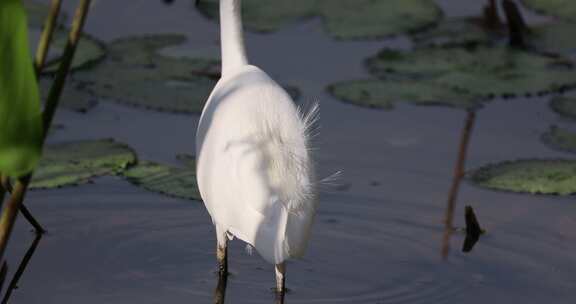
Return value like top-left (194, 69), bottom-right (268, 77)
top-left (3, 0), bottom-right (576, 303)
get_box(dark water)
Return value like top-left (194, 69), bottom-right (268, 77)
top-left (4, 0), bottom-right (576, 303)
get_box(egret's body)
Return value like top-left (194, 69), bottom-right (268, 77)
top-left (195, 0), bottom-right (318, 292)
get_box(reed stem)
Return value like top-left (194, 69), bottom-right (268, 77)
top-left (441, 111), bottom-right (476, 260)
top-left (0, 0), bottom-right (93, 264)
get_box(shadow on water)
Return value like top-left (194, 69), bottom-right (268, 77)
top-left (1, 233), bottom-right (43, 304)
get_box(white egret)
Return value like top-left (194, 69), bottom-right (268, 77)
top-left (195, 0), bottom-right (319, 293)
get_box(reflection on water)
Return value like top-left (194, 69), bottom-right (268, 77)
top-left (1, 233), bottom-right (42, 304)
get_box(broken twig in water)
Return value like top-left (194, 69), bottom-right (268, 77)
top-left (441, 110), bottom-right (477, 259)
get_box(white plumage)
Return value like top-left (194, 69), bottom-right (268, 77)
top-left (195, 0), bottom-right (318, 290)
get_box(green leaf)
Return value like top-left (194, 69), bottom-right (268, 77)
top-left (327, 79), bottom-right (481, 110)
top-left (542, 125), bottom-right (576, 154)
top-left (31, 139), bottom-right (137, 189)
top-left (550, 96), bottom-right (576, 120)
top-left (67, 34), bottom-right (299, 113)
top-left (529, 22), bottom-right (576, 55)
top-left (197, 0), bottom-right (442, 39)
top-left (123, 155), bottom-right (201, 201)
top-left (521, 0), bottom-right (576, 23)
top-left (0, 0), bottom-right (43, 177)
top-left (468, 159), bottom-right (576, 195)
top-left (366, 47), bottom-right (576, 98)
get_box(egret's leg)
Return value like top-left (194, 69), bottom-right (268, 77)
top-left (275, 262), bottom-right (286, 294)
top-left (216, 226), bottom-right (228, 276)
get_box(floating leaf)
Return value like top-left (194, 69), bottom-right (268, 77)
top-left (327, 79), bottom-right (481, 110)
top-left (542, 125), bottom-right (576, 154)
top-left (43, 30), bottom-right (106, 74)
top-left (0, 0), bottom-right (43, 177)
top-left (367, 47), bottom-right (576, 98)
top-left (529, 22), bottom-right (576, 55)
top-left (550, 96), bottom-right (576, 120)
top-left (72, 35), bottom-right (219, 113)
top-left (123, 155), bottom-right (201, 201)
top-left (70, 34), bottom-right (300, 113)
top-left (468, 159), bottom-right (576, 195)
top-left (520, 0), bottom-right (576, 23)
top-left (197, 0), bottom-right (442, 39)
top-left (412, 17), bottom-right (505, 48)
top-left (39, 78), bottom-right (97, 113)
top-left (31, 139), bottom-right (137, 189)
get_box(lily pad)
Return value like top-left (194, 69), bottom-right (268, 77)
top-left (197, 0), bottom-right (442, 39)
top-left (71, 34), bottom-right (219, 114)
top-left (123, 154), bottom-right (201, 201)
top-left (327, 79), bottom-right (481, 110)
top-left (367, 47), bottom-right (576, 98)
top-left (39, 77), bottom-right (97, 113)
top-left (550, 96), bottom-right (576, 119)
top-left (530, 22), bottom-right (576, 55)
top-left (412, 18), bottom-right (499, 48)
top-left (468, 159), bottom-right (576, 195)
top-left (30, 139), bottom-right (137, 189)
top-left (521, 0), bottom-right (576, 23)
top-left (542, 125), bottom-right (576, 154)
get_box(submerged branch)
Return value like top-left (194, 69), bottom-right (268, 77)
top-left (441, 111), bottom-right (477, 260)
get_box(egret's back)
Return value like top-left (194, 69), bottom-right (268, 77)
top-left (196, 65), bottom-right (318, 264)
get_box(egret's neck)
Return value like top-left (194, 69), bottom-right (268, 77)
top-left (220, 0), bottom-right (248, 77)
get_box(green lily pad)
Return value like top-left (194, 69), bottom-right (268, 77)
top-left (550, 96), bottom-right (576, 119)
top-left (530, 22), bottom-right (576, 54)
top-left (412, 18), bottom-right (499, 48)
top-left (71, 34), bottom-right (219, 114)
top-left (542, 126), bottom-right (576, 154)
top-left (197, 0), bottom-right (442, 39)
top-left (31, 139), bottom-right (137, 189)
top-left (521, 0), bottom-right (576, 23)
top-left (367, 47), bottom-right (576, 98)
top-left (39, 77), bottom-right (97, 112)
top-left (123, 154), bottom-right (201, 201)
top-left (327, 79), bottom-right (481, 110)
top-left (70, 34), bottom-right (299, 113)
top-left (468, 159), bottom-right (576, 195)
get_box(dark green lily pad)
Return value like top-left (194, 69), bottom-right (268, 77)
top-left (31, 139), bottom-right (137, 189)
top-left (39, 77), bottom-right (97, 112)
top-left (542, 125), bottom-right (576, 154)
top-left (123, 154), bottom-right (201, 201)
top-left (71, 34), bottom-right (219, 113)
top-left (197, 0), bottom-right (442, 39)
top-left (367, 47), bottom-right (576, 98)
top-left (530, 22), bottom-right (576, 54)
top-left (468, 159), bottom-right (576, 195)
top-left (521, 0), bottom-right (576, 23)
top-left (327, 79), bottom-right (481, 110)
top-left (412, 18), bottom-right (499, 48)
top-left (550, 96), bottom-right (576, 119)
